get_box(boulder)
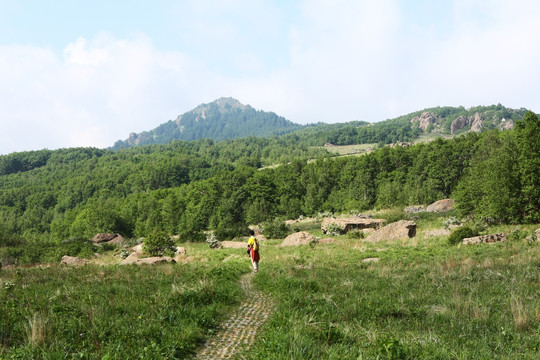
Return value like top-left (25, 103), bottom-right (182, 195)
top-left (321, 218), bottom-right (385, 234)
top-left (536, 228), bottom-right (540, 242)
top-left (365, 220), bottom-right (417, 242)
top-left (121, 252), bottom-right (141, 265)
top-left (91, 233), bottom-right (124, 245)
top-left (175, 246), bottom-right (187, 256)
top-left (281, 231), bottom-right (316, 247)
top-left (463, 233), bottom-right (507, 245)
top-left (121, 254), bottom-right (175, 265)
top-left (60, 255), bottom-right (87, 266)
top-left (133, 243), bottom-right (144, 252)
top-left (426, 199), bottom-right (455, 213)
top-left (404, 205), bottom-right (426, 213)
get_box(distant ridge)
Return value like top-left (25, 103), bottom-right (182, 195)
top-left (111, 97), bottom-right (302, 149)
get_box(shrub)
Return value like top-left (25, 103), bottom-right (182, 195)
top-left (178, 229), bottom-right (206, 242)
top-left (348, 229), bottom-right (365, 239)
top-left (448, 226), bottom-right (479, 245)
top-left (325, 223), bottom-right (344, 236)
top-left (261, 218), bottom-right (289, 239)
top-left (214, 225), bottom-right (248, 241)
top-left (443, 216), bottom-right (462, 229)
top-left (206, 233), bottom-right (221, 249)
top-left (143, 230), bottom-right (175, 256)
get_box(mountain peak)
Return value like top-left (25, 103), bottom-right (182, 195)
top-left (111, 97), bottom-right (301, 149)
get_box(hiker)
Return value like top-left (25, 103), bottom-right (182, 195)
top-left (247, 229), bottom-right (260, 272)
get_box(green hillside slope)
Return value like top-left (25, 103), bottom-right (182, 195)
top-left (111, 97), bottom-right (303, 149)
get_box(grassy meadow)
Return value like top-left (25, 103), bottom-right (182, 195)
top-left (1, 210), bottom-right (539, 359)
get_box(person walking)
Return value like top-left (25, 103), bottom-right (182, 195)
top-left (247, 230), bottom-right (260, 272)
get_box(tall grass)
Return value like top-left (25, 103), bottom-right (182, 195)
top-left (0, 258), bottom-right (246, 359)
top-left (248, 226), bottom-right (540, 359)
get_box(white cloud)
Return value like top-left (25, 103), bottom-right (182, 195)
top-left (2, 0), bottom-right (540, 155)
top-left (0, 34), bottom-right (217, 154)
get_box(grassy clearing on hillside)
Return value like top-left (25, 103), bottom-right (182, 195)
top-left (0, 258), bottom-right (246, 359)
top-left (316, 144), bottom-right (376, 156)
top-left (249, 220), bottom-right (540, 359)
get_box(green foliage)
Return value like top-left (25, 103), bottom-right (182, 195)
top-left (249, 235), bottom-right (540, 359)
top-left (0, 261), bottom-right (245, 359)
top-left (0, 107), bottom-right (539, 262)
top-left (143, 230), bottom-right (175, 256)
top-left (261, 218), bottom-right (289, 239)
top-left (348, 229), bottom-right (365, 239)
top-left (448, 226), bottom-right (479, 245)
top-left (112, 98), bottom-right (303, 149)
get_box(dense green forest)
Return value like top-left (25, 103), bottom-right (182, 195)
top-left (1, 111), bottom-right (539, 265)
top-left (111, 98), bottom-right (303, 149)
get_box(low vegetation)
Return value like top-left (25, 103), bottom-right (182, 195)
top-left (0, 257), bottom-right (246, 359)
top-left (1, 213), bottom-right (539, 359)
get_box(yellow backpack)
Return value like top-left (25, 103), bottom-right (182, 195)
top-left (252, 238), bottom-right (259, 252)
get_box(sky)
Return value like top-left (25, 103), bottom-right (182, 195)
top-left (1, 0), bottom-right (540, 155)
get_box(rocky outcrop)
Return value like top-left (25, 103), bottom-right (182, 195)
top-left (365, 220), bottom-right (417, 242)
top-left (535, 228), bottom-right (540, 242)
top-left (91, 233), bottom-right (124, 245)
top-left (450, 116), bottom-right (469, 134)
top-left (470, 113), bottom-right (483, 132)
top-left (121, 254), bottom-right (176, 265)
top-left (321, 218), bottom-right (385, 234)
top-left (404, 205), bottom-right (426, 213)
top-left (499, 119), bottom-right (514, 130)
top-left (462, 233), bottom-right (507, 245)
top-left (411, 112), bottom-right (438, 131)
top-left (426, 199), bottom-right (454, 213)
top-left (450, 113), bottom-right (484, 134)
top-left (281, 232), bottom-right (316, 247)
top-left (60, 255), bottom-right (87, 266)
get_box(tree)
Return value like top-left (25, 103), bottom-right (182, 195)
top-left (515, 111), bottom-right (540, 222)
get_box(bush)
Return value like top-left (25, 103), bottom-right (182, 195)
top-left (325, 223), bottom-right (344, 236)
top-left (348, 229), bottom-right (365, 239)
top-left (214, 225), bottom-right (249, 241)
top-left (143, 230), bottom-right (175, 256)
top-left (206, 233), bottom-right (221, 249)
top-left (178, 229), bottom-right (206, 242)
top-left (448, 226), bottom-right (479, 245)
top-left (261, 218), bottom-right (289, 239)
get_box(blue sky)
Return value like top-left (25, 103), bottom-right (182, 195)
top-left (1, 0), bottom-right (540, 154)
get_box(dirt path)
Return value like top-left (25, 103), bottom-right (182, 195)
top-left (194, 272), bottom-right (275, 359)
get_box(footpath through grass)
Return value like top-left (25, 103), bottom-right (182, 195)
top-left (0, 258), bottom-right (246, 359)
top-left (1, 219), bottom-right (539, 359)
top-left (249, 232), bottom-right (540, 359)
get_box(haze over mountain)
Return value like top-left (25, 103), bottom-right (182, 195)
top-left (111, 98), bottom-right (302, 149)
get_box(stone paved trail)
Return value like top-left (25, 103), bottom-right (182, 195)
top-left (194, 272), bottom-right (275, 359)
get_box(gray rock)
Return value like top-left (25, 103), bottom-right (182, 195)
top-left (463, 233), bottom-right (507, 245)
top-left (365, 220), bottom-right (417, 242)
top-left (426, 199), bottom-right (455, 213)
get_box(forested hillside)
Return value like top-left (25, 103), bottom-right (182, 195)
top-left (112, 98), bottom-right (529, 151)
top-left (112, 97), bottom-right (303, 149)
top-left (1, 110), bottom-right (539, 265)
top-left (294, 104), bottom-right (529, 147)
